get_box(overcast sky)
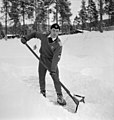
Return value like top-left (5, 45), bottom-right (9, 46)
top-left (70, 0), bottom-right (82, 21)
top-left (70, 0), bottom-right (93, 22)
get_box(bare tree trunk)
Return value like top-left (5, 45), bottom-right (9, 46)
top-left (21, 1), bottom-right (25, 35)
top-left (99, 0), bottom-right (103, 32)
top-left (55, 0), bottom-right (58, 24)
top-left (5, 0), bottom-right (7, 40)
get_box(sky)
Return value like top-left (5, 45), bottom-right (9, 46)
top-left (70, 0), bottom-right (83, 21)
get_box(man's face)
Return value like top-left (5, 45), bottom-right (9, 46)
top-left (50, 28), bottom-right (60, 38)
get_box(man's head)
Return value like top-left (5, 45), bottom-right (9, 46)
top-left (50, 23), bottom-right (60, 38)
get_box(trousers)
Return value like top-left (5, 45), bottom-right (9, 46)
top-left (38, 55), bottom-right (62, 95)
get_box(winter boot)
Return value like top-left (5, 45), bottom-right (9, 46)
top-left (40, 90), bottom-right (46, 97)
top-left (57, 94), bottom-right (66, 106)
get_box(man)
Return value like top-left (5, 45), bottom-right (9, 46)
top-left (21, 23), bottom-right (66, 106)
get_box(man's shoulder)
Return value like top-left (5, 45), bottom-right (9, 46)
top-left (35, 31), bottom-right (48, 39)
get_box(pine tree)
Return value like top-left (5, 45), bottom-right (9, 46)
top-left (34, 0), bottom-right (47, 32)
top-left (1, 0), bottom-right (72, 33)
top-left (1, 0), bottom-right (53, 33)
top-left (104, 0), bottom-right (114, 25)
top-left (2, 0), bottom-right (35, 35)
top-left (79, 0), bottom-right (88, 30)
top-left (87, 0), bottom-right (98, 31)
top-left (73, 15), bottom-right (80, 30)
top-left (53, 0), bottom-right (72, 23)
top-left (97, 0), bottom-right (104, 32)
top-left (59, 0), bottom-right (72, 33)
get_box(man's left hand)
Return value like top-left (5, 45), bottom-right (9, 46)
top-left (50, 71), bottom-right (56, 77)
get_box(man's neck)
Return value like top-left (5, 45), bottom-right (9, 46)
top-left (48, 35), bottom-right (57, 41)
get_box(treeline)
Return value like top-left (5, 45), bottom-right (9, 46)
top-left (73, 0), bottom-right (114, 32)
top-left (0, 0), bottom-right (72, 36)
top-left (0, 0), bottom-right (114, 37)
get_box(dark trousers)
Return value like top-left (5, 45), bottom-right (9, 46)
top-left (38, 56), bottom-right (62, 95)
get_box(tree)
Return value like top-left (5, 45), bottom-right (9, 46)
top-left (104, 0), bottom-right (114, 25)
top-left (97, 0), bottom-right (104, 32)
top-left (34, 0), bottom-right (46, 32)
top-left (87, 0), bottom-right (98, 31)
top-left (73, 15), bottom-right (80, 30)
top-left (2, 0), bottom-right (9, 36)
top-left (1, 0), bottom-right (35, 35)
top-left (43, 0), bottom-right (54, 31)
top-left (59, 0), bottom-right (72, 33)
top-left (33, 0), bottom-right (55, 32)
top-left (1, 0), bottom-right (72, 34)
top-left (1, 0), bottom-right (52, 33)
top-left (43, 0), bottom-right (72, 32)
top-left (48, 0), bottom-right (71, 24)
top-left (79, 0), bottom-right (88, 30)
top-left (0, 22), bottom-right (5, 39)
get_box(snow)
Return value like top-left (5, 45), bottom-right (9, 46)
top-left (0, 31), bottom-right (114, 120)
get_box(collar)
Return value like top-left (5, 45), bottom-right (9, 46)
top-left (48, 35), bottom-right (57, 42)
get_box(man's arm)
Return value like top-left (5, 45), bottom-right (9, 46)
top-left (25, 31), bottom-right (42, 41)
top-left (21, 31), bottom-right (42, 44)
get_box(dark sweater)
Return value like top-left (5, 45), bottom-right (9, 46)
top-left (25, 31), bottom-right (62, 72)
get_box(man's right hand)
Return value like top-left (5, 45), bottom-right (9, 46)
top-left (21, 36), bottom-right (27, 44)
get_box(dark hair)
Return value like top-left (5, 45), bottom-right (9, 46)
top-left (51, 23), bottom-right (60, 30)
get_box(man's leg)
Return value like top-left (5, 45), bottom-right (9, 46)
top-left (52, 67), bottom-right (66, 105)
top-left (43, 58), bottom-right (62, 95)
top-left (52, 67), bottom-right (62, 96)
top-left (38, 61), bottom-right (47, 97)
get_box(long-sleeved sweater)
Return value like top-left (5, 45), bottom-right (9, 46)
top-left (25, 31), bottom-right (62, 72)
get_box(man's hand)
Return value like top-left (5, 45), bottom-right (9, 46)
top-left (50, 71), bottom-right (57, 77)
top-left (21, 36), bottom-right (27, 44)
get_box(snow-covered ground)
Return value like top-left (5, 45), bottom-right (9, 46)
top-left (0, 31), bottom-right (114, 120)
